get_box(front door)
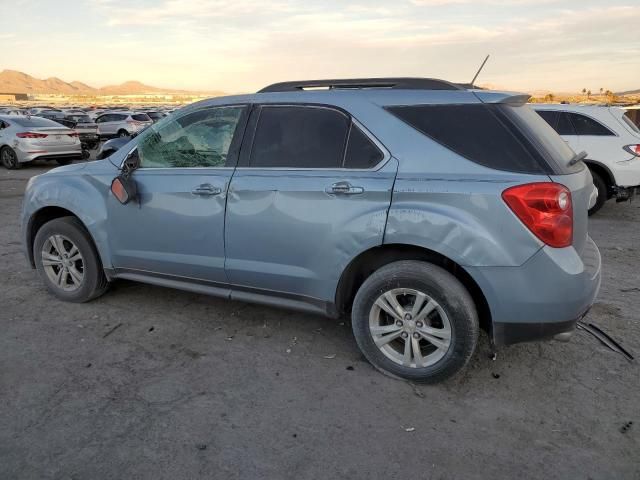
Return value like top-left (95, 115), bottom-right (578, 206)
top-left (225, 104), bottom-right (397, 305)
top-left (107, 105), bottom-right (248, 284)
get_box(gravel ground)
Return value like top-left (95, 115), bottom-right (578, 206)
top-left (1, 162), bottom-right (638, 480)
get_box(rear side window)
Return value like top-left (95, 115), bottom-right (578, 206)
top-left (132, 113), bottom-right (152, 122)
top-left (567, 112), bottom-right (613, 136)
top-left (387, 104), bottom-right (548, 174)
top-left (556, 112), bottom-right (576, 135)
top-left (250, 106), bottom-right (349, 168)
top-left (344, 124), bottom-right (384, 168)
top-left (537, 110), bottom-right (558, 129)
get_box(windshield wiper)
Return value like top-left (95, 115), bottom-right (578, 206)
top-left (568, 150), bottom-right (588, 166)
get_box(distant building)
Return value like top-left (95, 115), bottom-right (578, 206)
top-left (0, 93), bottom-right (29, 102)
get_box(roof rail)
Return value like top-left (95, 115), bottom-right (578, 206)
top-left (258, 78), bottom-right (464, 93)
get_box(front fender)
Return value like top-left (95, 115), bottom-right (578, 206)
top-left (22, 161), bottom-right (118, 268)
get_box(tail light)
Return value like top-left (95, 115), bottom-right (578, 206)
top-left (502, 182), bottom-right (573, 248)
top-left (67, 131), bottom-right (79, 137)
top-left (16, 132), bottom-right (48, 139)
top-left (623, 144), bottom-right (640, 156)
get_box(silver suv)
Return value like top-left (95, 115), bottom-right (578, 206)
top-left (21, 78), bottom-right (601, 382)
top-left (95, 112), bottom-right (153, 138)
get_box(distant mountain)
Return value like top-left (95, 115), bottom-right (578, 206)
top-left (616, 88), bottom-right (640, 95)
top-left (0, 69), bottom-right (223, 96)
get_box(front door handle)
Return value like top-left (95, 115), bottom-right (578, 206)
top-left (192, 184), bottom-right (222, 196)
top-left (325, 181), bottom-right (364, 195)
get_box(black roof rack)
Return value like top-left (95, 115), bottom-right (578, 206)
top-left (258, 78), bottom-right (464, 93)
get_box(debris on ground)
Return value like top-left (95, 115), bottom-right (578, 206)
top-left (102, 322), bottom-right (123, 338)
top-left (409, 383), bottom-right (425, 398)
top-left (404, 427), bottom-right (415, 432)
top-left (346, 366), bottom-right (354, 371)
top-left (323, 354), bottom-right (336, 359)
top-left (195, 443), bottom-right (207, 450)
top-left (620, 421), bottom-right (633, 434)
top-left (577, 321), bottom-right (634, 362)
top-left (492, 373), bottom-right (501, 379)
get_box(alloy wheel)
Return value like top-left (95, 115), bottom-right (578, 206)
top-left (41, 234), bottom-right (85, 292)
top-left (1, 149), bottom-right (17, 169)
top-left (369, 288), bottom-right (452, 368)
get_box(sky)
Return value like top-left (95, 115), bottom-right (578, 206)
top-left (1, 0), bottom-right (639, 93)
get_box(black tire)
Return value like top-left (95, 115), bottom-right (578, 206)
top-left (34, 217), bottom-right (109, 303)
top-left (117, 129), bottom-right (129, 138)
top-left (1, 146), bottom-right (21, 169)
top-left (351, 261), bottom-right (479, 383)
top-left (588, 170), bottom-right (607, 216)
top-left (56, 158), bottom-right (73, 166)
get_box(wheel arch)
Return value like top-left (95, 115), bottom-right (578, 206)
top-left (335, 243), bottom-right (492, 335)
top-left (585, 160), bottom-right (615, 196)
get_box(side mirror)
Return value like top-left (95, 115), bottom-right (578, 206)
top-left (111, 174), bottom-right (137, 205)
top-left (123, 148), bottom-right (140, 171)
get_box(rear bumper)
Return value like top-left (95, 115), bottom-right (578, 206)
top-left (467, 236), bottom-right (601, 346)
top-left (15, 144), bottom-right (82, 163)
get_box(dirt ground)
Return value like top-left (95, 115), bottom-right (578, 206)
top-left (1, 162), bottom-right (638, 480)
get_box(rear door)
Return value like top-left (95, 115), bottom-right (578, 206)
top-left (107, 105), bottom-right (249, 283)
top-left (225, 104), bottom-right (397, 306)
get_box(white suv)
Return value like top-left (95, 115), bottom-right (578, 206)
top-left (532, 104), bottom-right (640, 214)
top-left (95, 112), bottom-right (153, 139)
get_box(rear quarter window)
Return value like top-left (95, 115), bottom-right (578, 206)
top-left (386, 104), bottom-right (551, 174)
top-left (132, 114), bottom-right (152, 122)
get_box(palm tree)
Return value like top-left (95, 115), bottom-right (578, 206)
top-left (587, 90), bottom-right (592, 98)
top-left (582, 88), bottom-right (587, 95)
top-left (599, 88), bottom-right (604, 95)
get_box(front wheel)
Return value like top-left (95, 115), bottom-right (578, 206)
top-left (351, 261), bottom-right (479, 383)
top-left (34, 217), bottom-right (109, 302)
top-left (1, 146), bottom-right (21, 169)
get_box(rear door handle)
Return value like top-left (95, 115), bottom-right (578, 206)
top-left (325, 181), bottom-right (364, 195)
top-left (192, 184), bottom-right (222, 196)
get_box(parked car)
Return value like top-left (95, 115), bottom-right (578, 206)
top-left (142, 111), bottom-right (166, 123)
top-left (96, 126), bottom-right (149, 159)
top-left (37, 110), bottom-right (67, 121)
top-left (533, 104), bottom-right (640, 214)
top-left (0, 108), bottom-right (29, 116)
top-left (95, 112), bottom-right (153, 138)
top-left (0, 114), bottom-right (82, 169)
top-left (21, 78), bottom-right (601, 383)
top-left (62, 114), bottom-right (100, 150)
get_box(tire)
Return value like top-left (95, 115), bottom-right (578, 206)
top-left (34, 217), bottom-right (108, 303)
top-left (1, 146), bottom-right (21, 169)
top-left (589, 170), bottom-right (607, 216)
top-left (56, 158), bottom-right (73, 166)
top-left (351, 261), bottom-right (479, 383)
top-left (117, 129), bottom-right (129, 138)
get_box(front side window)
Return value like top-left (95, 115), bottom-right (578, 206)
top-left (250, 106), bottom-right (350, 168)
top-left (137, 106), bottom-right (245, 168)
top-left (568, 112), bottom-right (614, 136)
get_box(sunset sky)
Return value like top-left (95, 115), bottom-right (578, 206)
top-left (1, 0), bottom-right (639, 93)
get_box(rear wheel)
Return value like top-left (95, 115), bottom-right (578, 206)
top-left (589, 170), bottom-right (607, 216)
top-left (1, 146), bottom-right (20, 169)
top-left (351, 261), bottom-right (479, 383)
top-left (117, 129), bottom-right (129, 138)
top-left (34, 217), bottom-right (108, 302)
top-left (56, 158), bottom-right (73, 166)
